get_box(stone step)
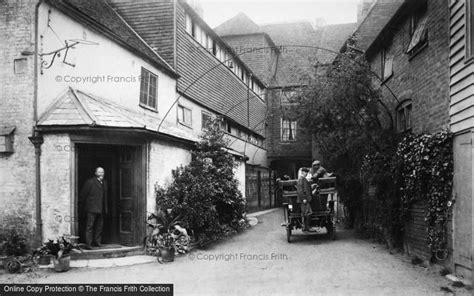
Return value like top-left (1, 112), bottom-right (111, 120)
top-left (71, 244), bottom-right (144, 260)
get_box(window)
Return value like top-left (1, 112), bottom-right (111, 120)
top-left (243, 72), bottom-right (249, 85)
top-left (396, 100), bottom-right (412, 132)
top-left (467, 0), bottom-right (474, 60)
top-left (281, 119), bottom-right (297, 141)
top-left (201, 111), bottom-right (212, 130)
top-left (207, 35), bottom-right (213, 52)
top-left (281, 88), bottom-right (298, 104)
top-left (191, 21), bottom-right (196, 38)
top-left (212, 41), bottom-right (217, 56)
top-left (381, 49), bottom-right (393, 80)
top-left (139, 67), bottom-right (158, 109)
top-left (185, 14), bottom-right (193, 35)
top-left (219, 118), bottom-right (228, 131)
top-left (407, 3), bottom-right (428, 55)
top-left (177, 105), bottom-right (192, 126)
top-left (195, 25), bottom-right (202, 43)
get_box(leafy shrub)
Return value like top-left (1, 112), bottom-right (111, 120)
top-left (156, 117), bottom-right (246, 245)
top-left (393, 130), bottom-right (454, 254)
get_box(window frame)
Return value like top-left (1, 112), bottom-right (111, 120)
top-left (396, 100), bottom-right (413, 133)
top-left (177, 104), bottom-right (192, 128)
top-left (185, 13), bottom-right (193, 35)
top-left (201, 111), bottom-right (213, 130)
top-left (139, 67), bottom-right (158, 111)
top-left (281, 118), bottom-right (297, 142)
top-left (407, 3), bottom-right (428, 58)
top-left (280, 87), bottom-right (298, 105)
top-left (466, 0), bottom-right (474, 62)
top-left (381, 48), bottom-right (393, 81)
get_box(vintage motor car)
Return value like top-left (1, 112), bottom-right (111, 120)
top-left (278, 176), bottom-right (337, 243)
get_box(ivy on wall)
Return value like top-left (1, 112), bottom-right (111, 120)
top-left (394, 130), bottom-right (454, 254)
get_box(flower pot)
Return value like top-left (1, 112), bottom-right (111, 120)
top-left (38, 255), bottom-right (51, 266)
top-left (159, 247), bottom-right (175, 262)
top-left (52, 256), bottom-right (70, 272)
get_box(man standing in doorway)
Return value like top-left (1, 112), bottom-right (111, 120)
top-left (80, 167), bottom-right (108, 249)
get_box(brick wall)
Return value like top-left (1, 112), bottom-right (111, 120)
top-left (0, 0), bottom-right (38, 236)
top-left (366, 0), bottom-right (450, 260)
top-left (266, 88), bottom-right (312, 159)
top-left (266, 87), bottom-right (312, 178)
top-left (367, 0), bottom-right (450, 134)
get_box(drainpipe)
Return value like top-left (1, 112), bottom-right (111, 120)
top-left (28, 0), bottom-right (44, 247)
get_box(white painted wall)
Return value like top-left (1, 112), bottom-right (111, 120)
top-left (35, 5), bottom-right (266, 235)
top-left (37, 4), bottom-right (178, 125)
top-left (147, 139), bottom-right (192, 214)
top-left (40, 133), bottom-right (73, 240)
top-left (37, 4), bottom-right (267, 168)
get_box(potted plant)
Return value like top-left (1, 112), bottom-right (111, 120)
top-left (35, 236), bottom-right (79, 272)
top-left (0, 229), bottom-right (29, 273)
top-left (144, 210), bottom-right (190, 263)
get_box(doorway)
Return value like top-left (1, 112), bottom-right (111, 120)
top-left (76, 143), bottom-right (145, 246)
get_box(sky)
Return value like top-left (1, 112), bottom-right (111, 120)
top-left (197, 0), bottom-right (360, 29)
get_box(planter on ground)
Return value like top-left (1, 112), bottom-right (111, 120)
top-left (52, 255), bottom-right (70, 272)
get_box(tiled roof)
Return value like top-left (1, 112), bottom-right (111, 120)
top-left (215, 17), bottom-right (358, 86)
top-left (317, 23), bottom-right (358, 64)
top-left (214, 12), bottom-right (262, 36)
top-left (260, 21), bottom-right (322, 86)
top-left (352, 0), bottom-right (405, 52)
top-left (108, 0), bottom-right (176, 67)
top-left (220, 33), bottom-right (279, 85)
top-left (38, 88), bottom-right (198, 142)
top-left (45, 0), bottom-right (177, 77)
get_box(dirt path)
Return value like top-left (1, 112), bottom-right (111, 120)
top-left (1, 209), bottom-right (469, 295)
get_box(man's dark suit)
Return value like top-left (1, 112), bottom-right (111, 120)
top-left (80, 177), bottom-right (108, 246)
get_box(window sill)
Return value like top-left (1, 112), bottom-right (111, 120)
top-left (281, 102), bottom-right (299, 106)
top-left (139, 103), bottom-right (158, 113)
top-left (178, 121), bottom-right (193, 129)
top-left (465, 55), bottom-right (474, 65)
top-left (381, 73), bottom-right (393, 85)
top-left (396, 127), bottom-right (412, 134)
top-left (280, 140), bottom-right (297, 143)
top-left (407, 41), bottom-right (428, 61)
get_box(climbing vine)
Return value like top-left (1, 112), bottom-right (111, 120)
top-left (394, 130), bottom-right (454, 255)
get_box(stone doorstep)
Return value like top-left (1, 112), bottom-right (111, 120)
top-left (39, 255), bottom-right (157, 269)
top-left (70, 245), bottom-right (144, 260)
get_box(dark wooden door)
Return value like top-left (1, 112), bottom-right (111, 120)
top-left (77, 145), bottom-right (118, 244)
top-left (119, 148), bottom-right (134, 246)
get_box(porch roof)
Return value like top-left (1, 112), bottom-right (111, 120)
top-left (37, 87), bottom-right (198, 142)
